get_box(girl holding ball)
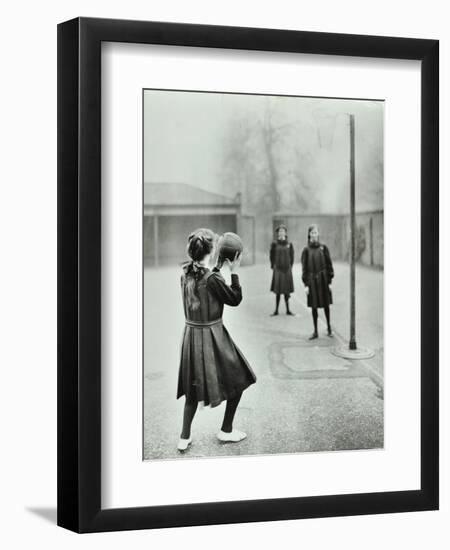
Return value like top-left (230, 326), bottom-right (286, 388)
top-left (177, 228), bottom-right (256, 452)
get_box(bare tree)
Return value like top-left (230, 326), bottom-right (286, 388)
top-left (288, 149), bottom-right (320, 212)
top-left (219, 114), bottom-right (257, 210)
top-left (220, 99), bottom-right (319, 215)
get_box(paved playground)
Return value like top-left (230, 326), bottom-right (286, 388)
top-left (143, 261), bottom-right (383, 460)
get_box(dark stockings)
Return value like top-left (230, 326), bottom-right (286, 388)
top-left (181, 392), bottom-right (243, 438)
top-left (284, 294), bottom-right (293, 314)
top-left (312, 308), bottom-right (318, 334)
top-left (180, 397), bottom-right (198, 439)
top-left (311, 306), bottom-right (331, 334)
top-left (272, 294), bottom-right (281, 315)
top-left (221, 392), bottom-right (242, 433)
top-left (324, 306), bottom-right (331, 330)
top-left (273, 294), bottom-right (293, 315)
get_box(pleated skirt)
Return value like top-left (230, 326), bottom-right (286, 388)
top-left (307, 272), bottom-right (333, 308)
top-left (177, 321), bottom-right (256, 408)
top-left (270, 269), bottom-right (294, 294)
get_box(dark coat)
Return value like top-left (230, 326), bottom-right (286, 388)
top-left (177, 267), bottom-right (256, 407)
top-left (301, 243), bottom-right (334, 308)
top-left (270, 240), bottom-right (294, 295)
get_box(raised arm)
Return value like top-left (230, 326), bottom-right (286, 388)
top-left (207, 272), bottom-right (243, 307)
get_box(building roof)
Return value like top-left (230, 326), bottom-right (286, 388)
top-left (144, 182), bottom-right (237, 206)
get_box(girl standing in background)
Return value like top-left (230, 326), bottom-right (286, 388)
top-left (301, 224), bottom-right (334, 339)
top-left (269, 225), bottom-right (295, 316)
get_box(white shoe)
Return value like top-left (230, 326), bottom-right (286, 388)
top-left (177, 437), bottom-right (192, 451)
top-left (217, 429), bottom-right (247, 443)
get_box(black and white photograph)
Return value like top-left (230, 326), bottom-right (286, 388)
top-left (1, 0), bottom-right (441, 542)
top-left (143, 90), bottom-right (384, 460)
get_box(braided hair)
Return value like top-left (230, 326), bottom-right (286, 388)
top-left (182, 228), bottom-right (216, 311)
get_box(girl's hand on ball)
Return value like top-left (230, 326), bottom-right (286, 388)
top-left (227, 251), bottom-right (242, 272)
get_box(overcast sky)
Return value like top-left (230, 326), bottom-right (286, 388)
top-left (143, 90), bottom-right (384, 213)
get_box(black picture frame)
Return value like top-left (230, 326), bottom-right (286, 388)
top-left (57, 17), bottom-right (439, 533)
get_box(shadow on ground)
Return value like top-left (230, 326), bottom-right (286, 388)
top-left (26, 507), bottom-right (57, 525)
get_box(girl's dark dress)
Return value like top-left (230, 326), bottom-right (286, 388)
top-left (301, 242), bottom-right (334, 308)
top-left (270, 240), bottom-right (294, 294)
top-left (177, 267), bottom-right (256, 408)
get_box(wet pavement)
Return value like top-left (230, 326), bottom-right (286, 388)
top-left (143, 261), bottom-right (383, 460)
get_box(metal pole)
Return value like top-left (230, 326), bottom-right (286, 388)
top-left (332, 113), bottom-right (374, 361)
top-left (370, 216), bottom-right (374, 267)
top-left (153, 215), bottom-right (159, 267)
top-left (349, 114), bottom-right (357, 350)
